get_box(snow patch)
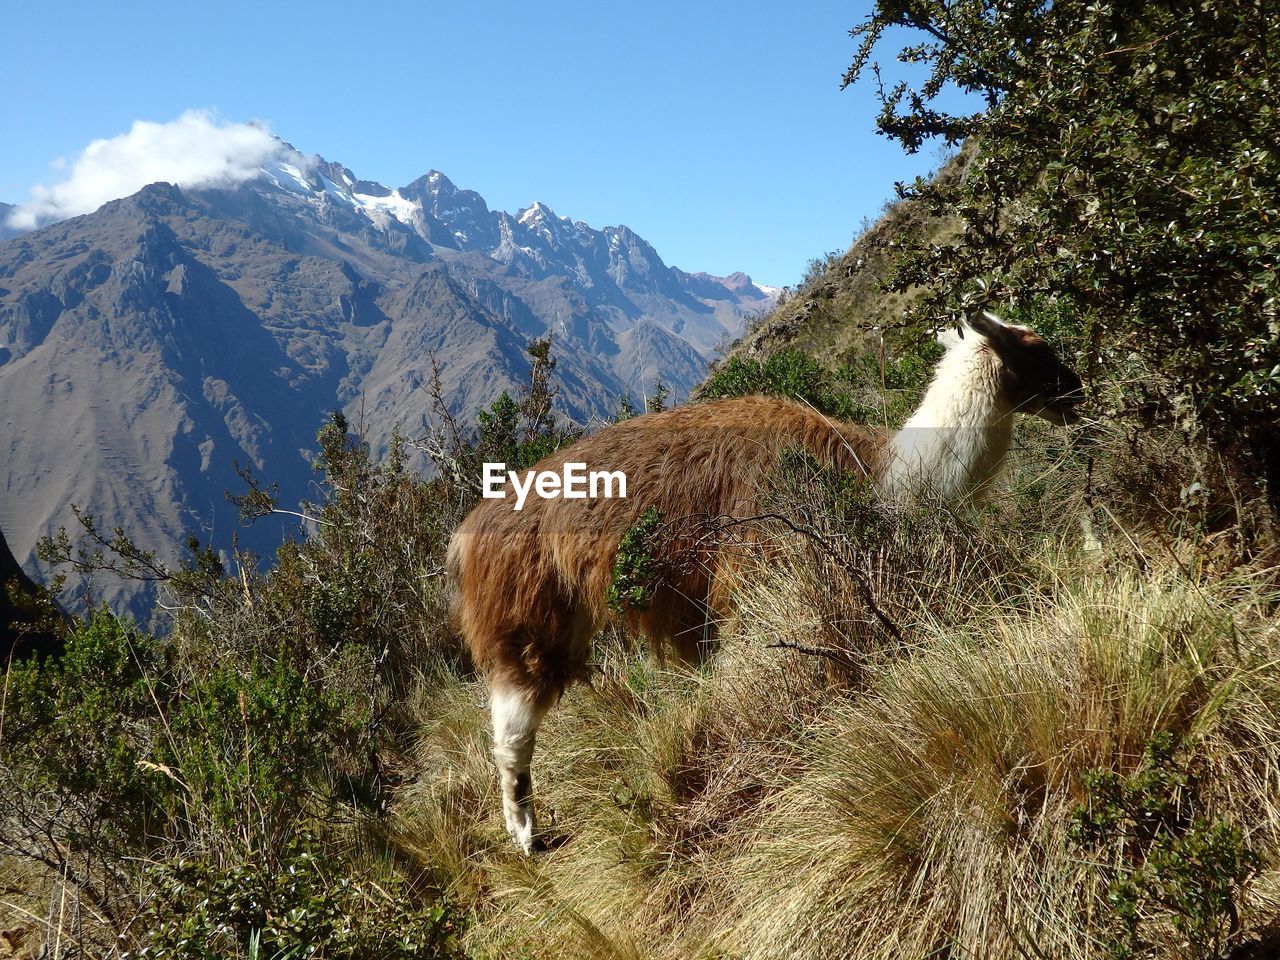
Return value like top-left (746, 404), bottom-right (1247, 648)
top-left (259, 156), bottom-right (425, 235)
top-left (518, 202), bottom-right (548, 225)
top-left (262, 159), bottom-right (313, 194)
top-left (353, 189), bottom-right (420, 224)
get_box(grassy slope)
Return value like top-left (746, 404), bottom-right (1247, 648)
top-left (386, 147), bottom-right (1280, 959)
top-left (395, 543), bottom-right (1280, 959)
top-left (703, 147), bottom-right (968, 373)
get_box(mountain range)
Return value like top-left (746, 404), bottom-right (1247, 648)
top-left (0, 148), bottom-right (776, 618)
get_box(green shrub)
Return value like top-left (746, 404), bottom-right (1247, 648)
top-left (613, 390), bottom-right (639, 422)
top-left (607, 507), bottom-right (667, 614)
top-left (1070, 733), bottom-right (1260, 958)
top-left (0, 612), bottom-right (172, 914)
top-left (222, 409), bottom-right (471, 734)
top-left (0, 610), bottom-right (376, 942)
top-left (132, 833), bottom-right (464, 960)
top-left (701, 341), bottom-right (940, 427)
top-left (161, 658), bottom-right (355, 860)
top-left (701, 350), bottom-right (856, 418)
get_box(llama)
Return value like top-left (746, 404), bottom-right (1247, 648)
top-left (447, 311), bottom-right (1082, 852)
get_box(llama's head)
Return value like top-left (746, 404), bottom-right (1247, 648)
top-left (968, 311), bottom-right (1084, 425)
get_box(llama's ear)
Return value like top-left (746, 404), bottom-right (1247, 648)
top-left (967, 310), bottom-right (1013, 346)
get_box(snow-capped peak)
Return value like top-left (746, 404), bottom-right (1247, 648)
top-left (516, 201), bottom-right (585, 248)
top-left (518, 201), bottom-right (554, 225)
top-left (422, 170), bottom-right (455, 195)
top-left (256, 151), bottom-right (427, 234)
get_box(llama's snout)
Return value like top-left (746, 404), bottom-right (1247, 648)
top-left (1045, 372), bottom-right (1085, 425)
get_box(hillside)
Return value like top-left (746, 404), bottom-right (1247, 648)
top-left (710, 148), bottom-right (968, 371)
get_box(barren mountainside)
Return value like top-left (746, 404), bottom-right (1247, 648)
top-left (0, 202), bottom-right (22, 242)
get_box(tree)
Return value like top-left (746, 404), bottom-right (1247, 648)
top-left (647, 377), bottom-right (671, 414)
top-left (614, 390), bottom-right (639, 422)
top-left (847, 0), bottom-right (1280, 506)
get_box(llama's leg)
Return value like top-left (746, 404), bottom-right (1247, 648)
top-left (491, 684), bottom-right (550, 854)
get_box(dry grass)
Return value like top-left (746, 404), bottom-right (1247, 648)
top-left (725, 563), bottom-right (1280, 959)
top-left (392, 523), bottom-right (1280, 959)
top-left (0, 857), bottom-right (50, 959)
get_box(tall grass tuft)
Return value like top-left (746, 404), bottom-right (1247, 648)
top-left (724, 565), bottom-right (1280, 959)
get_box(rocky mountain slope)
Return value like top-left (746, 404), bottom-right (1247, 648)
top-left (0, 203), bottom-right (21, 242)
top-left (0, 151), bottom-right (775, 617)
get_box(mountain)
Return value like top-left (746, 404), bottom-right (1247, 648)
top-left (0, 150), bottom-right (775, 618)
top-left (1, 522), bottom-right (61, 658)
top-left (0, 203), bottom-right (22, 242)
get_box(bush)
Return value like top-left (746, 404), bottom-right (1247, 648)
top-left (606, 507), bottom-right (667, 614)
top-left (701, 350), bottom-right (854, 417)
top-left (0, 612), bottom-right (171, 919)
top-left (160, 658), bottom-right (356, 862)
top-left (847, 0), bottom-right (1280, 510)
top-left (1071, 733), bottom-right (1261, 958)
top-left (0, 607), bottom-right (422, 951)
top-left (701, 341), bottom-right (941, 427)
top-left (132, 834), bottom-right (463, 960)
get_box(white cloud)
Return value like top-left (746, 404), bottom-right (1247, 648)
top-left (8, 110), bottom-right (287, 230)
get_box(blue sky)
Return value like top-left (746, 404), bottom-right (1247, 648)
top-left (2, 1), bottom-right (955, 286)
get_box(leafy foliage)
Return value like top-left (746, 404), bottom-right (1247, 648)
top-left (0, 611), bottom-right (374, 931)
top-left (606, 506), bottom-right (667, 614)
top-left (2, 569), bottom-right (66, 657)
top-left (701, 344), bottom-right (940, 426)
top-left (1070, 733), bottom-right (1260, 957)
top-left (476, 337), bottom-right (580, 471)
top-left (213, 413), bottom-right (467, 753)
top-left (848, 0), bottom-right (1280, 499)
top-left (702, 350), bottom-right (857, 417)
top-left (133, 834), bottom-right (463, 960)
top-left (0, 613), bottom-right (169, 917)
top-left (161, 659), bottom-right (353, 861)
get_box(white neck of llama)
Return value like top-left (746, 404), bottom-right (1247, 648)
top-left (882, 331), bottom-right (1013, 502)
